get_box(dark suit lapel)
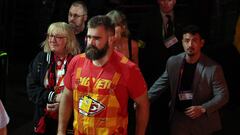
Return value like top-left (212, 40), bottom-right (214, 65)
top-left (172, 54), bottom-right (185, 97)
top-left (192, 55), bottom-right (205, 98)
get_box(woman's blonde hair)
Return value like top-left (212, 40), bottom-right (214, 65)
top-left (106, 10), bottom-right (130, 37)
top-left (42, 22), bottom-right (80, 55)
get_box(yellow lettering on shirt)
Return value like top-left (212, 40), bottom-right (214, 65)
top-left (95, 79), bottom-right (112, 89)
top-left (78, 77), bottom-right (112, 89)
top-left (78, 72), bottom-right (121, 90)
top-left (79, 77), bottom-right (90, 86)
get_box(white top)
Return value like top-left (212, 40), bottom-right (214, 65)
top-left (0, 100), bottom-right (9, 128)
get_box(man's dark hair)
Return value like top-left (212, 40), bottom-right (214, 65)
top-left (182, 25), bottom-right (204, 39)
top-left (87, 15), bottom-right (115, 34)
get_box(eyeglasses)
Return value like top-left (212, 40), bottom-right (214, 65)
top-left (47, 34), bottom-right (66, 40)
top-left (68, 13), bottom-right (86, 18)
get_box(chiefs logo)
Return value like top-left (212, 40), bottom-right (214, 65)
top-left (78, 96), bottom-right (105, 116)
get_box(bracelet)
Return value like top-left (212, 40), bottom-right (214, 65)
top-left (53, 94), bottom-right (57, 103)
top-left (48, 91), bottom-right (56, 103)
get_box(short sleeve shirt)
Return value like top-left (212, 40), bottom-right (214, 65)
top-left (64, 51), bottom-right (147, 115)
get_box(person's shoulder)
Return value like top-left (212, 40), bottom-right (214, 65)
top-left (166, 53), bottom-right (184, 67)
top-left (169, 52), bottom-right (184, 61)
top-left (31, 51), bottom-right (47, 64)
top-left (71, 53), bottom-right (86, 62)
top-left (114, 51), bottom-right (135, 65)
top-left (68, 53), bottom-right (87, 70)
top-left (35, 51), bottom-right (46, 58)
top-left (200, 54), bottom-right (221, 67)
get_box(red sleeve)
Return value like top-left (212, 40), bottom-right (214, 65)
top-left (127, 65), bottom-right (147, 99)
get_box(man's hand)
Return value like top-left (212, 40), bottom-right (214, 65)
top-left (185, 106), bottom-right (206, 119)
top-left (46, 103), bottom-right (59, 112)
top-left (55, 93), bottom-right (62, 103)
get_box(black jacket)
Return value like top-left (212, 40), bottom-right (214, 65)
top-left (26, 51), bottom-right (52, 129)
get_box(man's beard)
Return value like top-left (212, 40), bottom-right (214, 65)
top-left (85, 43), bottom-right (109, 60)
top-left (69, 23), bottom-right (81, 34)
top-left (186, 48), bottom-right (194, 56)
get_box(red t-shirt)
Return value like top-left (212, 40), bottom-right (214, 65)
top-left (64, 51), bottom-right (147, 115)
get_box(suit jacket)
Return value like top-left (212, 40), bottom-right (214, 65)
top-left (76, 28), bottom-right (87, 53)
top-left (148, 52), bottom-right (229, 133)
top-left (138, 5), bottom-right (194, 87)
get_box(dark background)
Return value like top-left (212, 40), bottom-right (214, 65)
top-left (0, 0), bottom-right (240, 134)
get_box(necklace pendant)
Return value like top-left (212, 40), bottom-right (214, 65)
top-left (57, 60), bottom-right (62, 66)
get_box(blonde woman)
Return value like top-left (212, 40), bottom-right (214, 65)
top-left (106, 10), bottom-right (139, 65)
top-left (26, 22), bottom-right (80, 135)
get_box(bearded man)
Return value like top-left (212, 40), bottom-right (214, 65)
top-left (57, 15), bottom-right (149, 135)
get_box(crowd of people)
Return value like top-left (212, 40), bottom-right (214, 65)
top-left (2, 0), bottom-right (237, 134)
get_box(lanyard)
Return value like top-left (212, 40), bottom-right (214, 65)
top-left (87, 60), bottom-right (104, 94)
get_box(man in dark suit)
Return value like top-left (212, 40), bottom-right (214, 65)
top-left (148, 25), bottom-right (229, 135)
top-left (138, 0), bottom-right (193, 134)
top-left (139, 0), bottom-right (194, 85)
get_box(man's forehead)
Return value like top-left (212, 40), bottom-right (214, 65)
top-left (183, 33), bottom-right (201, 39)
top-left (87, 27), bottom-right (106, 36)
top-left (70, 5), bottom-right (84, 12)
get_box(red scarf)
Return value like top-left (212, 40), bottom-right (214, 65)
top-left (46, 52), bottom-right (73, 119)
